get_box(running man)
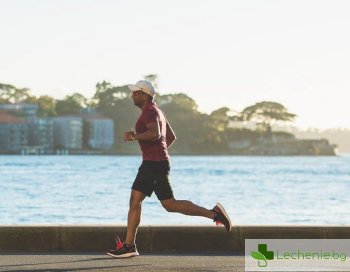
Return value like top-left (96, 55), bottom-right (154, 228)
top-left (107, 80), bottom-right (232, 258)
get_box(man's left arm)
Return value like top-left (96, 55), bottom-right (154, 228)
top-left (166, 121), bottom-right (176, 148)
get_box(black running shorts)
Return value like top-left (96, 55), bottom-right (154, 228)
top-left (132, 160), bottom-right (174, 201)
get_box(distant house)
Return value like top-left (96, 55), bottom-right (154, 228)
top-left (53, 116), bottom-right (83, 149)
top-left (0, 112), bottom-right (27, 152)
top-left (80, 109), bottom-right (114, 150)
top-left (83, 116), bottom-right (114, 150)
top-left (0, 103), bottom-right (38, 118)
top-left (27, 118), bottom-right (54, 150)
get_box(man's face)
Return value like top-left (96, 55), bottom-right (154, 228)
top-left (131, 90), bottom-right (148, 107)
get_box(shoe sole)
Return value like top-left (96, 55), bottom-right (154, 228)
top-left (216, 202), bottom-right (232, 232)
top-left (107, 251), bottom-right (139, 259)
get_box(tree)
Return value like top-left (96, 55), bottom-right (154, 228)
top-left (240, 101), bottom-right (296, 132)
top-left (156, 93), bottom-right (198, 112)
top-left (37, 95), bottom-right (57, 117)
top-left (0, 83), bottom-right (16, 103)
top-left (89, 81), bottom-right (113, 107)
top-left (156, 93), bottom-right (229, 153)
top-left (94, 81), bottom-right (112, 98)
top-left (70, 93), bottom-right (88, 108)
top-left (0, 83), bottom-right (34, 103)
top-left (56, 93), bottom-right (87, 115)
top-left (93, 83), bottom-right (139, 152)
top-left (210, 107), bottom-right (231, 131)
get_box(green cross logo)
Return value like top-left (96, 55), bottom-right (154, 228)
top-left (250, 244), bottom-right (274, 267)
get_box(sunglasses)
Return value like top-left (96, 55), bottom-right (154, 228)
top-left (132, 90), bottom-right (145, 96)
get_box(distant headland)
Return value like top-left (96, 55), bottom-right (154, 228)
top-left (0, 79), bottom-right (340, 156)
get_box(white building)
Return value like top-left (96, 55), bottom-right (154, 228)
top-left (27, 117), bottom-right (54, 150)
top-left (0, 103), bottom-right (38, 118)
top-left (84, 116), bottom-right (114, 149)
top-left (53, 116), bottom-right (83, 149)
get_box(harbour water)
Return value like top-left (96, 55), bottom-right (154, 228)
top-left (1, 155), bottom-right (350, 225)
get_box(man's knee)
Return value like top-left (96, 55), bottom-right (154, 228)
top-left (129, 190), bottom-right (145, 210)
top-left (161, 198), bottom-right (176, 212)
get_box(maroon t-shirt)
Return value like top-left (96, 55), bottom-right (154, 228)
top-left (135, 102), bottom-right (169, 161)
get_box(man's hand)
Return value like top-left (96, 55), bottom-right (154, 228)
top-left (124, 131), bottom-right (135, 142)
top-left (124, 122), bottom-right (161, 142)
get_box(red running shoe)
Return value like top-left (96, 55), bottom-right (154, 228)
top-left (212, 202), bottom-right (232, 232)
top-left (107, 236), bottom-right (139, 258)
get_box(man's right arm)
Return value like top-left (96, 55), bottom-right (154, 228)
top-left (166, 121), bottom-right (176, 148)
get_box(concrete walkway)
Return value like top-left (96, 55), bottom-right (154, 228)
top-left (0, 254), bottom-right (244, 272)
top-left (1, 225), bottom-right (350, 271)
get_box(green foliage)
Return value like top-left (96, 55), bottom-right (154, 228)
top-left (93, 82), bottom-right (139, 152)
top-left (210, 107), bottom-right (231, 132)
top-left (0, 83), bottom-right (57, 117)
top-left (92, 83), bottom-right (231, 154)
top-left (155, 94), bottom-right (228, 153)
top-left (157, 93), bottom-right (198, 112)
top-left (37, 95), bottom-right (57, 117)
top-left (1, 81), bottom-right (298, 154)
top-left (56, 93), bottom-right (87, 115)
top-left (0, 83), bottom-right (34, 103)
top-left (240, 101), bottom-right (296, 132)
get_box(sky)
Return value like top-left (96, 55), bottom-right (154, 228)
top-left (1, 0), bottom-right (350, 129)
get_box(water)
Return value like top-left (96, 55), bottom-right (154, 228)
top-left (1, 155), bottom-right (350, 225)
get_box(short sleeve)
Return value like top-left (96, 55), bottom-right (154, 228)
top-left (143, 108), bottom-right (158, 125)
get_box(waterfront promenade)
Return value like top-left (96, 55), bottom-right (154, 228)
top-left (1, 225), bottom-right (350, 271)
top-left (1, 225), bottom-right (349, 253)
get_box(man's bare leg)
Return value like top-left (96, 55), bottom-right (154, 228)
top-left (160, 198), bottom-right (214, 219)
top-left (125, 190), bottom-right (146, 245)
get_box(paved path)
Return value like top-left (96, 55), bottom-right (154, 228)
top-left (0, 254), bottom-right (244, 272)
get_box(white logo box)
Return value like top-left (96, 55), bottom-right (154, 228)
top-left (245, 239), bottom-right (350, 272)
